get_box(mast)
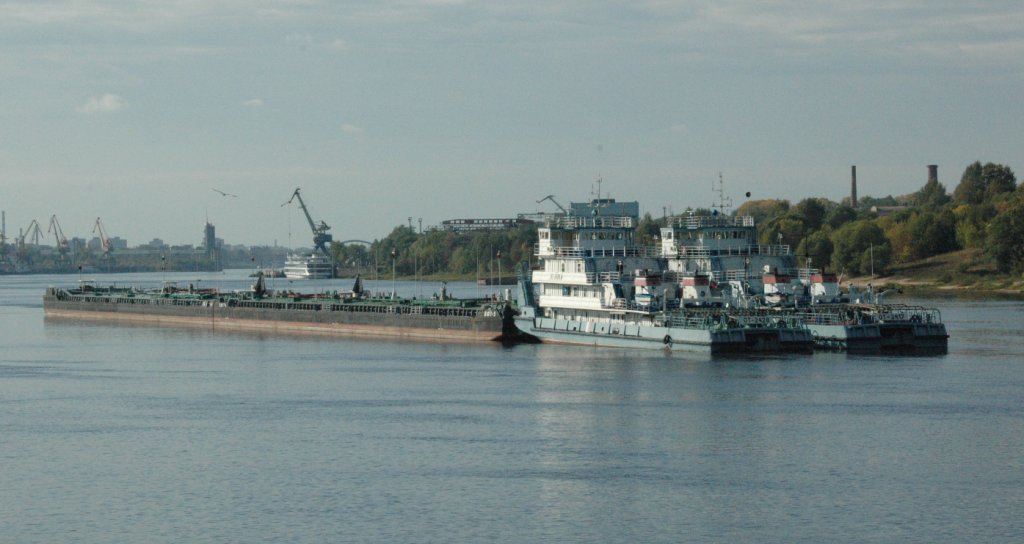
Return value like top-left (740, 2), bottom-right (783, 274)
top-left (711, 172), bottom-right (732, 216)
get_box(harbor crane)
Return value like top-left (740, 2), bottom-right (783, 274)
top-left (17, 219), bottom-right (43, 259)
top-left (536, 195), bottom-right (569, 215)
top-left (93, 217), bottom-right (112, 257)
top-left (48, 215), bottom-right (70, 258)
top-left (282, 188), bottom-right (332, 254)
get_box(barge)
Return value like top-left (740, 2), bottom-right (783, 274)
top-left (44, 273), bottom-right (517, 343)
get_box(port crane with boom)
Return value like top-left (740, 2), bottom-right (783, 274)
top-left (48, 215), bottom-right (71, 259)
top-left (536, 195), bottom-right (570, 216)
top-left (93, 217), bottom-right (112, 257)
top-left (283, 188), bottom-right (332, 254)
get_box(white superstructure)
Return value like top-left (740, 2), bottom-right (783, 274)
top-left (516, 197), bottom-right (812, 353)
top-left (283, 252), bottom-right (334, 279)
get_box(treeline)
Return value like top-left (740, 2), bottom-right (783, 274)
top-left (731, 161), bottom-right (1023, 276)
top-left (328, 160), bottom-right (1024, 279)
top-left (329, 225), bottom-right (537, 279)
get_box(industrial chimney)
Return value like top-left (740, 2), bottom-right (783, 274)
top-left (850, 165), bottom-right (858, 208)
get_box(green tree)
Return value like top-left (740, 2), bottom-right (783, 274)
top-left (985, 198), bottom-right (1024, 273)
top-left (953, 203), bottom-right (996, 249)
top-left (635, 213), bottom-right (663, 247)
top-left (907, 209), bottom-right (958, 260)
top-left (831, 220), bottom-right (890, 275)
top-left (792, 198), bottom-right (829, 232)
top-left (330, 242), bottom-right (369, 269)
top-left (760, 216), bottom-right (805, 248)
top-left (795, 228), bottom-right (834, 270)
top-left (885, 219), bottom-right (914, 263)
top-left (824, 205), bottom-right (858, 229)
top-left (735, 199), bottom-right (790, 226)
top-left (854, 194), bottom-right (899, 209)
top-left (954, 161), bottom-right (1017, 205)
top-left (984, 163), bottom-right (1017, 201)
top-left (914, 177), bottom-right (951, 209)
top-left (953, 162), bottom-right (985, 204)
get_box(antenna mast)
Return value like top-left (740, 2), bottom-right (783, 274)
top-left (712, 172), bottom-right (732, 215)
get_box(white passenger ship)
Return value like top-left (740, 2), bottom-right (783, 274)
top-left (283, 252), bottom-right (335, 279)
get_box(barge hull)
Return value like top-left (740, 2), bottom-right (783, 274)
top-left (516, 316), bottom-right (813, 354)
top-left (44, 295), bottom-right (505, 343)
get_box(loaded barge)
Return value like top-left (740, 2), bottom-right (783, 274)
top-left (44, 273), bottom-right (517, 343)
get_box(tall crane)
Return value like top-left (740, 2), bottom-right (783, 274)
top-left (536, 195), bottom-right (569, 215)
top-left (282, 188), bottom-right (332, 254)
top-left (17, 219), bottom-right (43, 259)
top-left (93, 217), bottom-right (112, 257)
top-left (48, 215), bottom-right (70, 258)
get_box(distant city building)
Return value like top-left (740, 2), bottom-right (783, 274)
top-left (145, 238), bottom-right (169, 250)
top-left (87, 236), bottom-right (126, 251)
top-left (203, 222), bottom-right (219, 258)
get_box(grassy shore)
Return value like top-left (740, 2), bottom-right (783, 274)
top-left (843, 249), bottom-right (1024, 297)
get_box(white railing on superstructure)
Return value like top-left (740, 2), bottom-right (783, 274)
top-left (720, 268), bottom-right (810, 281)
top-left (667, 215), bottom-right (755, 229)
top-left (535, 245), bottom-right (661, 258)
top-left (587, 271), bottom-right (622, 283)
top-left (664, 244), bottom-right (790, 258)
top-left (544, 216), bottom-right (636, 229)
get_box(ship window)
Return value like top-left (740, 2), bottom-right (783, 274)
top-left (560, 262), bottom-right (565, 272)
top-left (562, 286), bottom-right (570, 296)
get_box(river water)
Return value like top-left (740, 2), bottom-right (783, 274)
top-left (2, 271), bottom-right (1022, 543)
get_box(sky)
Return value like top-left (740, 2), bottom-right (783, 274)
top-left (1, 0), bottom-right (1022, 247)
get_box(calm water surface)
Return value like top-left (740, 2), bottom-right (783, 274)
top-left (2, 272), bottom-right (1022, 543)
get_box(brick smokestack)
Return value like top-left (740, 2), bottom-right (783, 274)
top-left (850, 165), bottom-right (858, 208)
top-left (928, 164), bottom-right (938, 184)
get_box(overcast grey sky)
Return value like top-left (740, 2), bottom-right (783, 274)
top-left (2, 1), bottom-right (1021, 247)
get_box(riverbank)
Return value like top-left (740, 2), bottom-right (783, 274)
top-left (844, 249), bottom-right (1024, 297)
